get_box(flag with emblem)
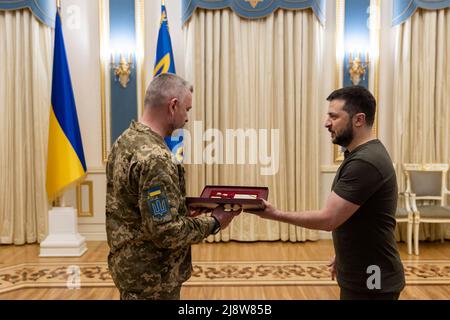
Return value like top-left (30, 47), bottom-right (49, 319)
top-left (46, 12), bottom-right (87, 200)
top-left (148, 186), bottom-right (162, 197)
top-left (153, 1), bottom-right (183, 162)
top-left (146, 186), bottom-right (170, 223)
top-left (154, 1), bottom-right (175, 76)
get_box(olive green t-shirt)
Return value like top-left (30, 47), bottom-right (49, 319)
top-left (332, 139), bottom-right (405, 293)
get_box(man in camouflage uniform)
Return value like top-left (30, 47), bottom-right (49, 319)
top-left (106, 73), bottom-right (240, 300)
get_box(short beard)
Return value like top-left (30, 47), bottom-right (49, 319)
top-left (332, 121), bottom-right (353, 148)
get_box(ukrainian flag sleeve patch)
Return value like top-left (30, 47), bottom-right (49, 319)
top-left (146, 186), bottom-right (171, 223)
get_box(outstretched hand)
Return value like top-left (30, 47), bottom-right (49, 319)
top-left (245, 199), bottom-right (280, 220)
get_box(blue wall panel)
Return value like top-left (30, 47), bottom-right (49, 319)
top-left (343, 0), bottom-right (370, 88)
top-left (109, 0), bottom-right (138, 145)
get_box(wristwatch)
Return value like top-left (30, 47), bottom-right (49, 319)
top-left (211, 216), bottom-right (221, 235)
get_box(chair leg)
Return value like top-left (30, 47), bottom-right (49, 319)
top-left (406, 222), bottom-right (413, 255)
top-left (414, 221), bottom-right (420, 255)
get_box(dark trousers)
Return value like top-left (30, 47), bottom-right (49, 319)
top-left (120, 286), bottom-right (181, 300)
top-left (340, 287), bottom-right (401, 300)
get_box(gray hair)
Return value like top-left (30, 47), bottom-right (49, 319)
top-left (144, 73), bottom-right (193, 109)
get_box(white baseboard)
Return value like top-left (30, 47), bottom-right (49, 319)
top-left (80, 232), bottom-right (107, 241)
top-left (318, 231), bottom-right (332, 240)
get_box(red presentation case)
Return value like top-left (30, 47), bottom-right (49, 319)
top-left (186, 186), bottom-right (268, 210)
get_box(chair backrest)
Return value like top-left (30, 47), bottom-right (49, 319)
top-left (392, 163), bottom-right (411, 216)
top-left (403, 163), bottom-right (449, 206)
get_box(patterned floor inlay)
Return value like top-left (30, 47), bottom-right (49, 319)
top-left (0, 260), bottom-right (449, 293)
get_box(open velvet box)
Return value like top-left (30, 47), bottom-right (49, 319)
top-left (186, 186), bottom-right (268, 210)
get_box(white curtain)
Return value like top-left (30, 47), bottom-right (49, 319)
top-left (0, 9), bottom-right (52, 244)
top-left (183, 9), bottom-right (323, 242)
top-left (393, 8), bottom-right (450, 240)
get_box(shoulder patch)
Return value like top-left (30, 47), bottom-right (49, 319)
top-left (146, 186), bottom-right (171, 222)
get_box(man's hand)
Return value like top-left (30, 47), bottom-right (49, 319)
top-left (246, 200), bottom-right (280, 220)
top-left (327, 256), bottom-right (337, 281)
top-left (211, 205), bottom-right (242, 230)
top-left (188, 207), bottom-right (211, 217)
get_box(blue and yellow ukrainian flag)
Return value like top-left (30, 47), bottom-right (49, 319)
top-left (46, 12), bottom-right (87, 200)
top-left (154, 1), bottom-right (183, 162)
top-left (148, 186), bottom-right (162, 198)
top-left (153, 1), bottom-right (176, 76)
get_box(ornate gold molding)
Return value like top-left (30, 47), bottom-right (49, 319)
top-left (135, 0), bottom-right (145, 117)
top-left (371, 0), bottom-right (380, 138)
top-left (333, 0), bottom-right (345, 163)
top-left (76, 181), bottom-right (94, 217)
top-left (99, 0), bottom-right (110, 163)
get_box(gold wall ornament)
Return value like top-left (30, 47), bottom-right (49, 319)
top-left (245, 0), bottom-right (263, 8)
top-left (111, 53), bottom-right (134, 88)
top-left (348, 52), bottom-right (369, 85)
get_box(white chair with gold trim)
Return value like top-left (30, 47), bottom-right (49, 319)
top-left (395, 191), bottom-right (414, 255)
top-left (403, 163), bottom-right (450, 255)
top-left (394, 163), bottom-right (414, 255)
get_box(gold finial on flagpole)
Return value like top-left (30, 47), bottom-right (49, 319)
top-left (162, 0), bottom-right (165, 6)
top-left (56, 0), bottom-right (61, 10)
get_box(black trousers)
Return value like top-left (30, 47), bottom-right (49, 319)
top-left (340, 287), bottom-right (401, 300)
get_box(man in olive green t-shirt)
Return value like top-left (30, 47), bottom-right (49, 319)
top-left (248, 86), bottom-right (405, 300)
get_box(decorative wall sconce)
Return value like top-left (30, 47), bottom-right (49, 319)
top-left (348, 52), bottom-right (369, 86)
top-left (111, 53), bottom-right (134, 88)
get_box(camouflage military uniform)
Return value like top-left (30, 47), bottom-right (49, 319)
top-left (106, 121), bottom-right (215, 300)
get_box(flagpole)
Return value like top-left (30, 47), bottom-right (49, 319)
top-left (52, 0), bottom-right (66, 207)
top-left (54, 0), bottom-right (63, 208)
top-left (57, 0), bottom-right (61, 207)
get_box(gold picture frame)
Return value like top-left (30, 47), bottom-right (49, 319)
top-left (334, 0), bottom-right (380, 163)
top-left (76, 180), bottom-right (94, 217)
